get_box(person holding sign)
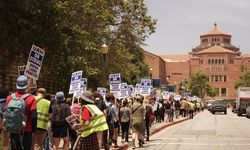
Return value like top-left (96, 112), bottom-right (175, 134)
top-left (72, 91), bottom-right (108, 150)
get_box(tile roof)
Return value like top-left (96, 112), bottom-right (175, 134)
top-left (160, 54), bottom-right (190, 62)
top-left (242, 54), bottom-right (250, 58)
top-left (201, 25), bottom-right (230, 36)
top-left (196, 45), bottom-right (236, 54)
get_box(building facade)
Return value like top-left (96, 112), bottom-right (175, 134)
top-left (145, 24), bottom-right (250, 100)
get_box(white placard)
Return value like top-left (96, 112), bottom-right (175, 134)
top-left (24, 45), bottom-right (45, 80)
top-left (69, 71), bottom-right (83, 94)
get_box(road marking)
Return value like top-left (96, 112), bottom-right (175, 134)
top-left (167, 143), bottom-right (250, 146)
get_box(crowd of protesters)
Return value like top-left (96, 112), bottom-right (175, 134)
top-left (0, 75), bottom-right (205, 150)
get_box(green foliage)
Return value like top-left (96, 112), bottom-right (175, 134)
top-left (235, 70), bottom-right (250, 89)
top-left (188, 71), bottom-right (217, 99)
top-left (0, 0), bottom-right (156, 91)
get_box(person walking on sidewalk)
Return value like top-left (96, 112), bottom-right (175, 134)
top-left (174, 100), bottom-right (181, 119)
top-left (33, 88), bottom-right (51, 150)
top-left (145, 97), bottom-right (153, 141)
top-left (72, 91), bottom-right (108, 150)
top-left (188, 101), bottom-right (195, 119)
top-left (180, 97), bottom-right (188, 117)
top-left (119, 99), bottom-right (130, 143)
top-left (131, 96), bottom-right (145, 149)
top-left (4, 75), bottom-right (37, 150)
top-left (51, 92), bottom-right (71, 150)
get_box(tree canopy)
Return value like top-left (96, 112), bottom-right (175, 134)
top-left (0, 0), bottom-right (156, 90)
top-left (235, 65), bottom-right (250, 89)
top-left (188, 71), bottom-right (218, 99)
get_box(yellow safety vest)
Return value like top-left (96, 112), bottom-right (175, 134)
top-left (36, 96), bottom-right (50, 130)
top-left (80, 104), bottom-right (108, 138)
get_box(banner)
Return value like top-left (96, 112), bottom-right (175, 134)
top-left (69, 71), bottom-right (83, 94)
top-left (140, 79), bottom-right (152, 95)
top-left (24, 45), bottom-right (45, 80)
top-left (109, 73), bottom-right (121, 92)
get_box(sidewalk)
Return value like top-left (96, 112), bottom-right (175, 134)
top-left (112, 116), bottom-right (192, 150)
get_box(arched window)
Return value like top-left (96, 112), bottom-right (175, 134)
top-left (222, 59), bottom-right (224, 64)
top-left (218, 59), bottom-right (221, 64)
top-left (215, 59), bottom-right (217, 64)
top-left (212, 59), bottom-right (214, 64)
top-left (208, 59), bottom-right (211, 64)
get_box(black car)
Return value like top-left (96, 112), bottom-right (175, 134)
top-left (211, 100), bottom-right (227, 114)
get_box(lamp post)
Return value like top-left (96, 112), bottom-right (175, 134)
top-left (166, 76), bottom-right (170, 91)
top-left (100, 43), bottom-right (108, 86)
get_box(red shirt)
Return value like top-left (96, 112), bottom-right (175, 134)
top-left (5, 92), bottom-right (37, 132)
top-left (81, 107), bottom-right (91, 121)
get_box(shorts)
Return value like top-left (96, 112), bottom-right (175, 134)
top-left (52, 125), bottom-right (69, 138)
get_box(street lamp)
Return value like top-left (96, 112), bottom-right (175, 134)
top-left (100, 43), bottom-right (109, 61)
top-left (149, 68), bottom-right (153, 79)
top-left (100, 43), bottom-right (108, 86)
top-left (166, 76), bottom-right (170, 91)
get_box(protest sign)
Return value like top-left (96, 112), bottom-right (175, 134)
top-left (109, 73), bottom-right (121, 93)
top-left (69, 71), bottom-right (83, 94)
top-left (24, 45), bottom-right (45, 80)
top-left (18, 65), bottom-right (26, 76)
top-left (140, 79), bottom-right (152, 95)
top-left (97, 87), bottom-right (108, 97)
top-left (120, 83), bottom-right (128, 98)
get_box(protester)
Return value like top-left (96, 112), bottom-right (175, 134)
top-left (180, 97), bottom-right (188, 117)
top-left (72, 91), bottom-right (108, 150)
top-left (51, 91), bottom-right (71, 150)
top-left (144, 97), bottom-right (153, 141)
top-left (188, 101), bottom-right (195, 119)
top-left (33, 88), bottom-right (51, 150)
top-left (174, 99), bottom-right (181, 119)
top-left (103, 93), bottom-right (116, 149)
top-left (119, 99), bottom-right (130, 143)
top-left (131, 95), bottom-right (145, 149)
top-left (93, 91), bottom-right (107, 149)
top-left (69, 97), bottom-right (80, 150)
top-left (4, 75), bottom-right (37, 150)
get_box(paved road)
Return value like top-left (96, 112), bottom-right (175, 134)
top-left (140, 109), bottom-right (250, 150)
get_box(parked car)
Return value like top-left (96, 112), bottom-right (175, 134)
top-left (207, 100), bottom-right (215, 112)
top-left (211, 100), bottom-right (227, 115)
top-left (246, 104), bottom-right (250, 118)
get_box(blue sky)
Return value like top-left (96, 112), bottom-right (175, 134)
top-left (144, 0), bottom-right (250, 55)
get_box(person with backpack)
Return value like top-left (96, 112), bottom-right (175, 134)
top-left (72, 91), bottom-right (108, 150)
top-left (51, 91), bottom-right (71, 150)
top-left (32, 88), bottom-right (51, 150)
top-left (4, 75), bottom-right (37, 150)
top-left (103, 93), bottom-right (116, 149)
top-left (93, 91), bottom-right (107, 149)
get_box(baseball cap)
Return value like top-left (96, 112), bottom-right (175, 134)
top-left (16, 75), bottom-right (28, 90)
top-left (55, 91), bottom-right (65, 101)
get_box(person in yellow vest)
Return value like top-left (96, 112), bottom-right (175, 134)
top-left (72, 91), bottom-right (108, 150)
top-left (188, 101), bottom-right (195, 119)
top-left (33, 88), bottom-right (51, 150)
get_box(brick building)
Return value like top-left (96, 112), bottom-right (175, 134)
top-left (144, 24), bottom-right (250, 100)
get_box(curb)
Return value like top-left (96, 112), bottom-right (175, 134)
top-left (150, 117), bottom-right (190, 135)
top-left (112, 114), bottom-right (197, 150)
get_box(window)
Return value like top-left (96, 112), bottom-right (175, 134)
top-left (215, 59), bottom-right (218, 64)
top-left (200, 59), bottom-right (203, 64)
top-left (202, 39), bottom-right (208, 44)
top-left (222, 59), bottom-right (224, 64)
top-left (224, 75), bottom-right (227, 82)
top-left (212, 59), bottom-right (214, 64)
top-left (218, 59), bottom-right (221, 64)
top-left (221, 88), bottom-right (227, 96)
top-left (208, 59), bottom-right (211, 64)
top-left (215, 76), bottom-right (218, 82)
top-left (223, 39), bottom-right (229, 43)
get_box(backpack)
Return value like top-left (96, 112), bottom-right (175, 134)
top-left (106, 103), bottom-right (113, 123)
top-left (4, 93), bottom-right (29, 133)
top-left (52, 103), bottom-right (67, 126)
top-left (165, 101), bottom-right (171, 109)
